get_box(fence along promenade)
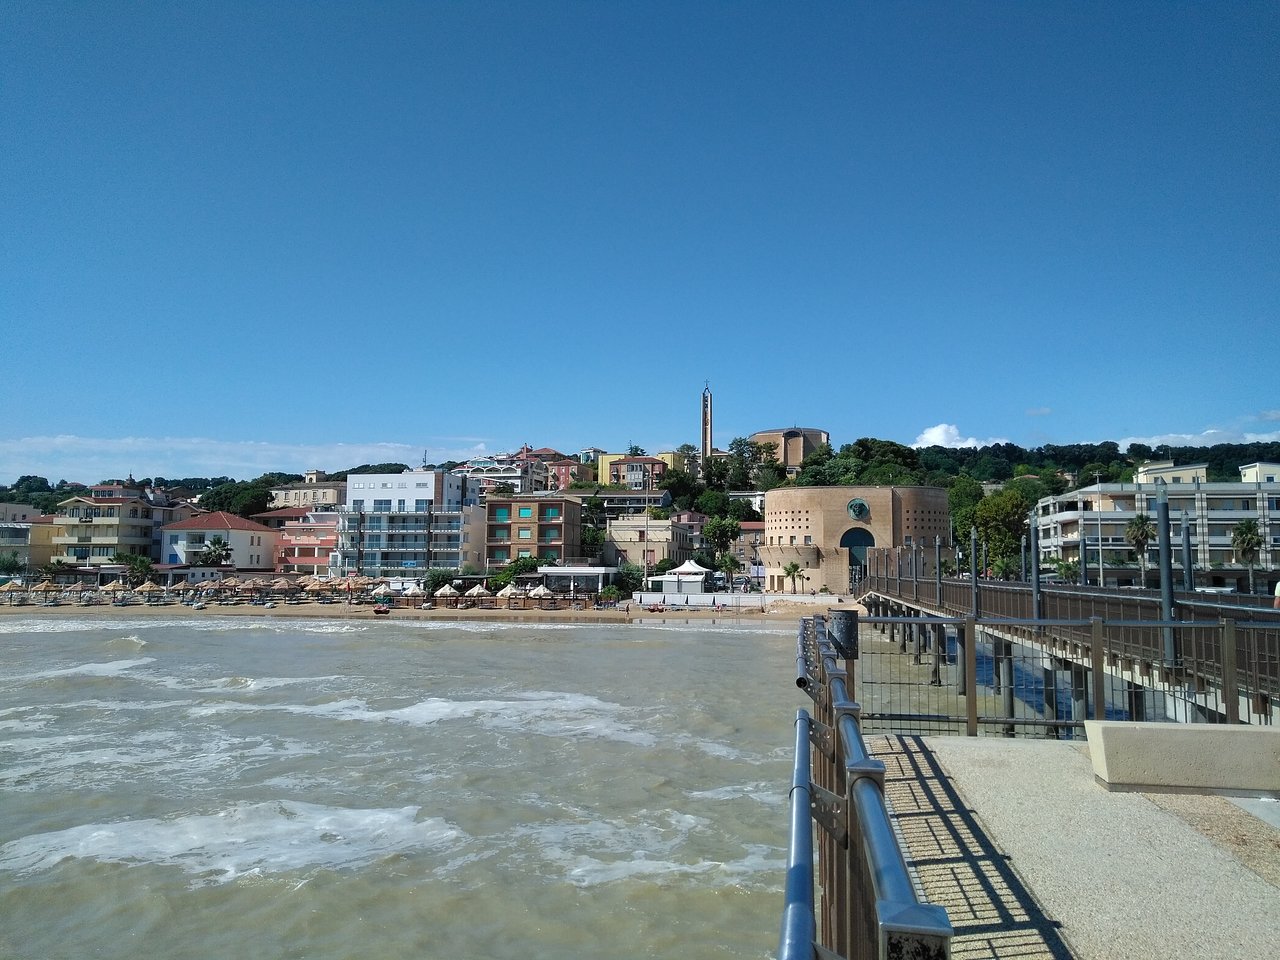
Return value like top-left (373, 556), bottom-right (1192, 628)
top-left (855, 561), bottom-right (1278, 730)
top-left (780, 614), bottom-right (952, 960)
top-left (777, 563), bottom-right (1280, 958)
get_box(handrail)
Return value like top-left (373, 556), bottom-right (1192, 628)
top-left (777, 710), bottom-right (816, 960)
top-left (781, 615), bottom-right (952, 960)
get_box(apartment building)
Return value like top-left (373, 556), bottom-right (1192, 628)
top-left (271, 510), bottom-right (339, 576)
top-left (485, 494), bottom-right (582, 568)
top-left (603, 516), bottom-right (701, 570)
top-left (332, 469), bottom-right (485, 577)
top-left (268, 470), bottom-right (347, 509)
top-left (1034, 462), bottom-right (1280, 592)
top-left (161, 511), bottom-right (278, 570)
top-left (595, 451), bottom-right (688, 489)
top-left (51, 482), bottom-right (197, 567)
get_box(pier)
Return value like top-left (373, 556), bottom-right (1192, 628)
top-left (779, 577), bottom-right (1280, 960)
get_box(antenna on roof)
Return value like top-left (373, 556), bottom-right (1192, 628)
top-left (422, 449), bottom-right (429, 468)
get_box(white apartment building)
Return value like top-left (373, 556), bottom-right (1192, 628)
top-left (452, 454), bottom-right (550, 494)
top-left (1034, 463), bottom-right (1279, 593)
top-left (161, 511), bottom-right (278, 570)
top-left (332, 469), bottom-right (485, 577)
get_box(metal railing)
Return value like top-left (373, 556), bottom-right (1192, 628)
top-left (859, 575), bottom-right (1279, 728)
top-left (780, 615), bottom-right (952, 960)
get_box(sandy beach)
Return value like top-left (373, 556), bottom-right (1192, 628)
top-left (0, 595), bottom-right (824, 626)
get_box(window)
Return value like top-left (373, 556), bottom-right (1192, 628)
top-left (397, 500), bottom-right (406, 512)
top-left (517, 528), bottom-right (532, 540)
top-left (415, 500), bottom-right (428, 512)
top-left (804, 535), bottom-right (812, 545)
top-left (517, 549), bottom-right (532, 559)
top-left (494, 507), bottom-right (509, 521)
top-left (353, 500), bottom-right (365, 510)
top-left (518, 506), bottom-right (533, 518)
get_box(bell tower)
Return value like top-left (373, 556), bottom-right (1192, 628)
top-left (700, 382), bottom-right (713, 480)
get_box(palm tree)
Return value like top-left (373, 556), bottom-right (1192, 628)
top-left (197, 536), bottom-right (233, 567)
top-left (1231, 519), bottom-right (1262, 594)
top-left (991, 556), bottom-right (1018, 581)
top-left (1052, 557), bottom-right (1081, 585)
top-left (782, 561), bottom-right (803, 594)
top-left (1125, 513), bottom-right (1157, 586)
top-left (717, 554), bottom-right (742, 592)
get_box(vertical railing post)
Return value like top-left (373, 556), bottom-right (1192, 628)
top-left (1091, 617), bottom-right (1106, 720)
top-left (965, 616), bottom-right (978, 735)
top-left (1221, 618), bottom-right (1239, 725)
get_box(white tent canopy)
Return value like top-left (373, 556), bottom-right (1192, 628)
top-left (647, 558), bottom-right (712, 594)
top-left (669, 559), bottom-right (712, 575)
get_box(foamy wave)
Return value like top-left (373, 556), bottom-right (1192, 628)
top-left (105, 634), bottom-right (147, 647)
top-left (8, 658), bottom-right (155, 683)
top-left (187, 690), bottom-right (657, 745)
top-left (517, 810), bottom-right (782, 887)
top-left (687, 782), bottom-right (786, 805)
top-left (0, 801), bottom-right (465, 885)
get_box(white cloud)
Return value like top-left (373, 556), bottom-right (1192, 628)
top-left (1116, 428), bottom-right (1280, 448)
top-left (0, 435), bottom-right (496, 485)
top-left (911, 424), bottom-right (1009, 449)
top-left (1025, 406), bottom-right (1052, 417)
top-left (1259, 410), bottom-right (1280, 422)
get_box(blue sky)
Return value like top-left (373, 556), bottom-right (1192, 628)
top-left (3, 2), bottom-right (1277, 483)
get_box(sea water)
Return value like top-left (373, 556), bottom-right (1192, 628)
top-left (0, 616), bottom-right (799, 959)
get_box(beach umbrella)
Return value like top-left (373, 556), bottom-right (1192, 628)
top-left (433, 583), bottom-right (459, 597)
top-left (30, 581), bottom-right (59, 594)
top-left (135, 581), bottom-right (163, 594)
top-left (528, 584), bottom-right (553, 598)
top-left (270, 577), bottom-right (295, 592)
top-left (304, 580), bottom-right (332, 593)
top-left (217, 577), bottom-right (241, 590)
top-left (495, 583), bottom-right (518, 598)
top-left (371, 584), bottom-right (395, 598)
top-left (465, 584), bottom-right (491, 598)
top-left (402, 584), bottom-right (424, 598)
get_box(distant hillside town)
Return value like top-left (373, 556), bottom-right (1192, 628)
top-left (2, 391), bottom-right (1278, 599)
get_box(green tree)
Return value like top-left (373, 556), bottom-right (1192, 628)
top-left (1051, 557), bottom-right (1081, 584)
top-left (657, 469), bottom-right (702, 511)
top-left (991, 556), bottom-right (1019, 581)
top-left (626, 444), bottom-right (647, 457)
top-left (701, 515), bottom-right (741, 558)
top-left (110, 553), bottom-right (155, 586)
top-left (195, 536), bottom-right (233, 567)
top-left (489, 482), bottom-right (516, 497)
top-left (948, 476), bottom-right (985, 545)
top-left (0, 551), bottom-right (24, 576)
top-left (782, 561), bottom-right (803, 594)
top-left (490, 556), bottom-right (541, 589)
top-left (614, 560), bottom-right (644, 595)
top-left (1231, 519), bottom-right (1262, 594)
top-left (974, 489), bottom-right (1032, 563)
top-left (717, 553), bottom-right (742, 590)
top-left (423, 568), bottom-right (459, 595)
top-left (695, 489), bottom-right (729, 518)
top-left (1124, 514), bottom-right (1157, 584)
top-left (40, 559), bottom-right (75, 578)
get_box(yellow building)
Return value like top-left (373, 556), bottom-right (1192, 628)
top-left (762, 486), bottom-right (950, 594)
